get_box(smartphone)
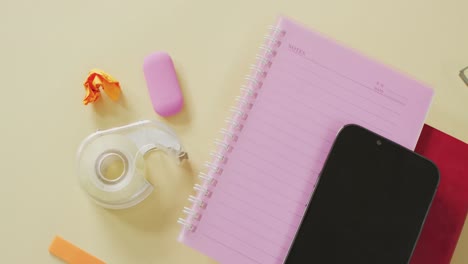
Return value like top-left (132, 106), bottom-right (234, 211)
top-left (284, 124), bottom-right (439, 264)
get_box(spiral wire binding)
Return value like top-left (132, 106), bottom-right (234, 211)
top-left (250, 65), bottom-right (266, 78)
top-left (178, 25), bottom-right (285, 233)
top-left (214, 139), bottom-right (231, 152)
top-left (199, 172), bottom-right (216, 184)
top-left (240, 85), bottom-right (256, 97)
top-left (188, 195), bottom-right (206, 208)
top-left (235, 96), bottom-right (253, 111)
top-left (177, 218), bottom-right (195, 231)
top-left (183, 207), bottom-right (201, 220)
top-left (210, 151), bottom-right (226, 163)
top-left (225, 118), bottom-right (243, 132)
top-left (255, 55), bottom-right (271, 67)
top-left (245, 75), bottom-right (261, 87)
top-left (194, 184), bottom-right (212, 197)
top-left (204, 162), bottom-right (223, 174)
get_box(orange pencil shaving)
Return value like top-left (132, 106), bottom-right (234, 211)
top-left (83, 69), bottom-right (121, 105)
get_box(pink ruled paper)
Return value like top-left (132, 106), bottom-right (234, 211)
top-left (179, 16), bottom-right (433, 264)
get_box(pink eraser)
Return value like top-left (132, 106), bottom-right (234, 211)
top-left (143, 52), bottom-right (184, 116)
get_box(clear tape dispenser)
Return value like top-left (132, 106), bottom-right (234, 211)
top-left (76, 120), bottom-right (188, 209)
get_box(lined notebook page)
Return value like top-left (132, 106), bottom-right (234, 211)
top-left (180, 17), bottom-right (433, 264)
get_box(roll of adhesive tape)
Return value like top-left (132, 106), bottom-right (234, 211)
top-left (76, 120), bottom-right (187, 209)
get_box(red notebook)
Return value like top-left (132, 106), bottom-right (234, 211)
top-left (411, 125), bottom-right (468, 264)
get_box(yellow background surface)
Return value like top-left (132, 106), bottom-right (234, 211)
top-left (0, 0), bottom-right (466, 263)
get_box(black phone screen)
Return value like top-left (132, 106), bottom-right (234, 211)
top-left (284, 124), bottom-right (439, 264)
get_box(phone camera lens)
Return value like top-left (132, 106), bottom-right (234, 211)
top-left (376, 140), bottom-right (382, 146)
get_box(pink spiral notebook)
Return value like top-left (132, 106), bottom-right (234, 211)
top-left (178, 17), bottom-right (434, 264)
